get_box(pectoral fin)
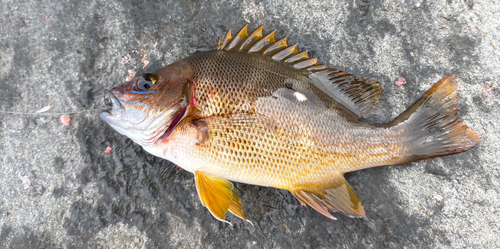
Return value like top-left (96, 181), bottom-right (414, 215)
top-left (291, 176), bottom-right (365, 219)
top-left (194, 171), bottom-right (250, 224)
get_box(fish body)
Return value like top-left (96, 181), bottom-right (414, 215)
top-left (146, 50), bottom-right (408, 189)
top-left (100, 24), bottom-right (480, 222)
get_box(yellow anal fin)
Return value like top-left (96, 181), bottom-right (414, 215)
top-left (291, 176), bottom-right (366, 219)
top-left (194, 171), bottom-right (250, 224)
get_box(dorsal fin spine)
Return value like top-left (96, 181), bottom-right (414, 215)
top-left (271, 44), bottom-right (298, 61)
top-left (217, 25), bottom-right (330, 74)
top-left (226, 23), bottom-right (249, 51)
top-left (262, 37), bottom-right (288, 56)
top-left (284, 51), bottom-right (309, 63)
top-left (293, 58), bottom-right (319, 70)
top-left (218, 28), bottom-right (233, 50)
top-left (217, 38), bottom-right (222, 50)
top-left (239, 24), bottom-right (264, 52)
top-left (248, 30), bottom-right (276, 53)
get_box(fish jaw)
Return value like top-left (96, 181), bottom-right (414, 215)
top-left (100, 91), bottom-right (147, 126)
top-left (100, 90), bottom-right (184, 147)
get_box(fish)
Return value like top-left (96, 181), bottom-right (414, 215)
top-left (100, 23), bottom-right (481, 223)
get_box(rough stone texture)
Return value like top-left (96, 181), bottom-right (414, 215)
top-left (0, 0), bottom-right (499, 248)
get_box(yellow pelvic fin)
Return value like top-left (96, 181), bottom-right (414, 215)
top-left (194, 171), bottom-right (250, 224)
top-left (291, 176), bottom-right (366, 219)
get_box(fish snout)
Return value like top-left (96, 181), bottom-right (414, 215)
top-left (102, 91), bottom-right (124, 116)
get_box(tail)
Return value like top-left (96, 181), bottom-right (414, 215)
top-left (389, 75), bottom-right (480, 161)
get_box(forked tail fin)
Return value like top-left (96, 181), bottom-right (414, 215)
top-left (389, 75), bottom-right (480, 161)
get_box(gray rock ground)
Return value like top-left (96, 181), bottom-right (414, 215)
top-left (0, 0), bottom-right (499, 248)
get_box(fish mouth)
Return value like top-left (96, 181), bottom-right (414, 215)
top-left (99, 92), bottom-right (125, 124)
top-left (101, 92), bottom-right (124, 116)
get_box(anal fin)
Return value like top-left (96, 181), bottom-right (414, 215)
top-left (291, 175), bottom-right (366, 219)
top-left (194, 171), bottom-right (250, 224)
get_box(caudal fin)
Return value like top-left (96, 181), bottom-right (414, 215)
top-left (389, 75), bottom-right (480, 160)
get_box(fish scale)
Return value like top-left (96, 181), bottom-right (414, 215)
top-left (100, 23), bottom-right (480, 223)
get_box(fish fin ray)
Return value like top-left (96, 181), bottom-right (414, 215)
top-left (291, 176), bottom-right (366, 219)
top-left (228, 188), bottom-right (252, 224)
top-left (248, 30), bottom-right (276, 53)
top-left (389, 75), bottom-right (480, 160)
top-left (271, 43), bottom-right (298, 61)
top-left (194, 171), bottom-right (249, 223)
top-left (219, 24), bottom-right (320, 69)
top-left (292, 190), bottom-right (337, 220)
top-left (262, 37), bottom-right (289, 56)
top-left (225, 23), bottom-right (249, 51)
top-left (239, 24), bottom-right (264, 52)
top-left (217, 24), bottom-right (383, 118)
top-left (284, 51), bottom-right (309, 63)
top-left (309, 69), bottom-right (384, 119)
top-left (217, 28), bottom-right (233, 50)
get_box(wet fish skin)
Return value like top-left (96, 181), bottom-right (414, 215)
top-left (100, 24), bottom-right (480, 223)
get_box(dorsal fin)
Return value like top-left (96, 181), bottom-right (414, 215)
top-left (309, 69), bottom-right (383, 119)
top-left (216, 23), bottom-right (320, 70)
top-left (216, 23), bottom-right (384, 119)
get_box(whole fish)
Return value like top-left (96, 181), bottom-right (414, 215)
top-left (100, 24), bottom-right (480, 223)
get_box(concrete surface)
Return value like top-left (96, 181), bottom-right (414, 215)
top-left (1, 0), bottom-right (499, 248)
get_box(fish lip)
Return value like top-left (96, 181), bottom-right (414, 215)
top-left (102, 92), bottom-right (124, 116)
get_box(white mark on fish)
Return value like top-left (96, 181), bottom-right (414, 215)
top-left (294, 91), bottom-right (307, 102)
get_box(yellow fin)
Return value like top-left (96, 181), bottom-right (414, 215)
top-left (225, 23), bottom-right (249, 51)
top-left (263, 37), bottom-right (288, 56)
top-left (271, 44), bottom-right (298, 61)
top-left (216, 24), bottom-right (327, 71)
top-left (291, 176), bottom-right (366, 219)
top-left (248, 30), bottom-right (276, 53)
top-left (239, 24), bottom-right (264, 52)
top-left (293, 58), bottom-right (319, 70)
top-left (194, 171), bottom-right (250, 224)
top-left (387, 75), bottom-right (480, 161)
top-left (284, 51), bottom-right (309, 63)
top-left (228, 188), bottom-right (253, 225)
top-left (217, 28), bottom-right (232, 50)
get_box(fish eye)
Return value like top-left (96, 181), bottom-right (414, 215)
top-left (136, 73), bottom-right (157, 91)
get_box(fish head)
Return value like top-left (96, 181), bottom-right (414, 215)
top-left (100, 60), bottom-right (195, 146)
